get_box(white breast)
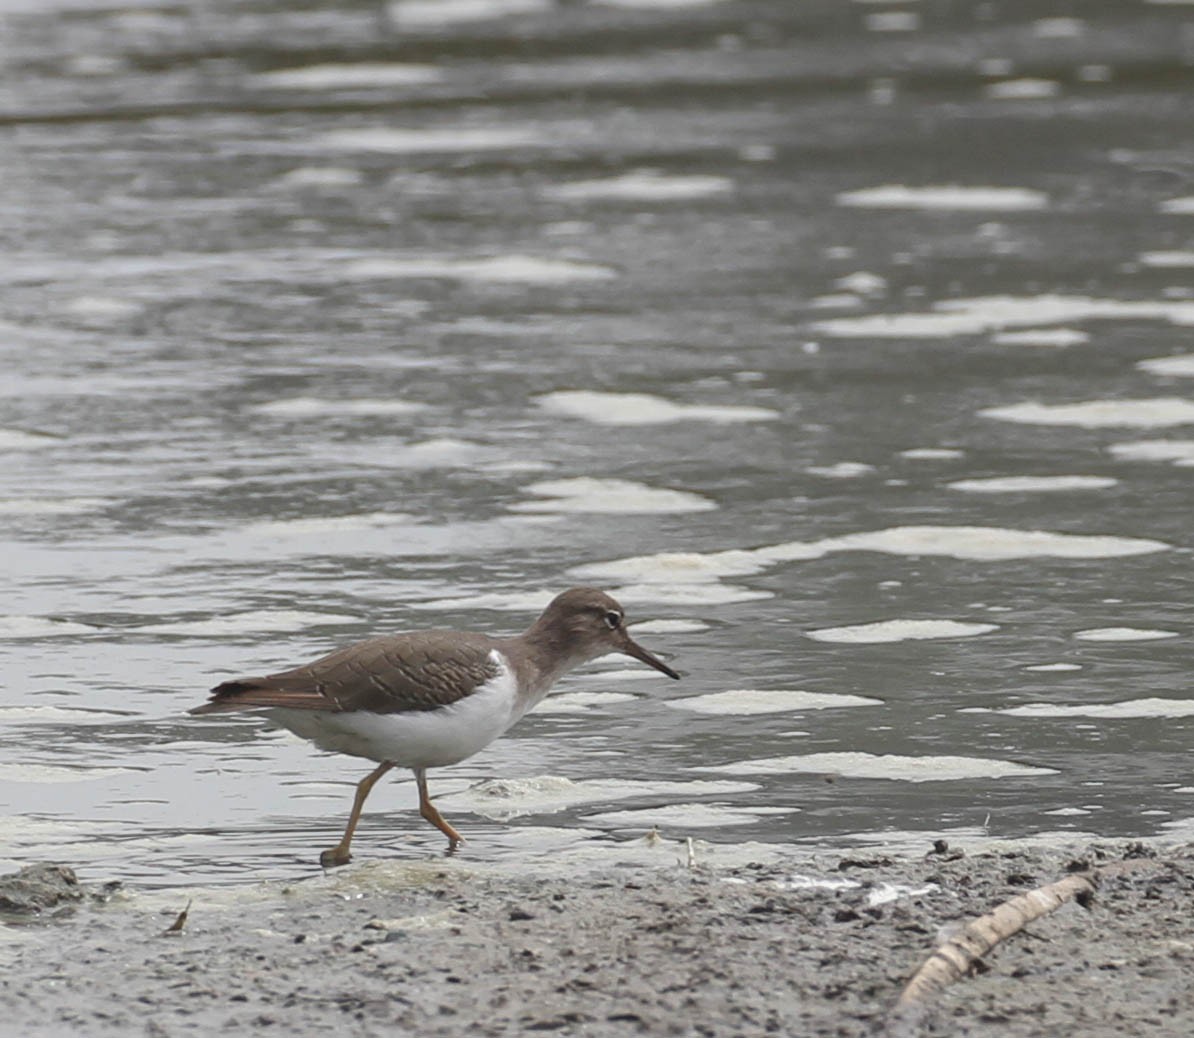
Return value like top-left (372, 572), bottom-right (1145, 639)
top-left (267, 650), bottom-right (522, 769)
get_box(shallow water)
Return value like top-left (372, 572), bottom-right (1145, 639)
top-left (2, 0), bottom-right (1194, 887)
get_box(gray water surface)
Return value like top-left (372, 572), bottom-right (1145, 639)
top-left (2, 0), bottom-right (1194, 887)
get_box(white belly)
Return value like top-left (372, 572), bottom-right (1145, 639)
top-left (266, 650), bottom-right (521, 769)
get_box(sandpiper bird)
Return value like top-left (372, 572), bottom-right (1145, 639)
top-left (190, 587), bottom-right (679, 866)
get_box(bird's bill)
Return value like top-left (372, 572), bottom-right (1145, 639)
top-left (620, 636), bottom-right (681, 680)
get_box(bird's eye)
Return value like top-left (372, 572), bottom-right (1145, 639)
top-left (603, 610), bottom-right (621, 630)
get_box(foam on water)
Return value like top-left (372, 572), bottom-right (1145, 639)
top-left (699, 752), bottom-right (1058, 781)
top-left (440, 775), bottom-right (757, 821)
top-left (665, 689), bottom-right (883, 715)
top-left (0, 615), bottom-right (98, 638)
top-left (572, 526), bottom-right (1168, 603)
top-left (806, 462), bottom-right (876, 478)
top-left (806, 619), bottom-right (999, 644)
top-left (132, 609), bottom-right (359, 636)
top-left (574, 667), bottom-right (672, 682)
top-left (1108, 439), bottom-right (1194, 463)
top-left (991, 327), bottom-right (1090, 347)
top-left (999, 698), bottom-right (1194, 718)
top-left (810, 294), bottom-right (1194, 338)
top-left (0, 429), bottom-right (59, 450)
top-left (981, 398), bottom-right (1194, 428)
top-left (509, 477), bottom-right (715, 515)
top-left (251, 397), bottom-right (431, 417)
top-left (344, 254), bottom-right (615, 284)
top-left (544, 171), bottom-right (734, 202)
top-left (1072, 627), bottom-right (1178, 642)
top-left (1139, 250), bottom-right (1194, 268)
top-left (985, 78), bottom-right (1061, 100)
top-left (1024, 662), bottom-right (1083, 672)
top-left (272, 167), bottom-right (363, 188)
top-left (835, 185), bottom-right (1048, 210)
top-left (387, 0), bottom-right (551, 26)
top-left (604, 581), bottom-right (774, 606)
top-left (254, 64), bottom-right (442, 90)
top-left (583, 804), bottom-right (785, 828)
top-left (309, 127), bottom-right (543, 153)
top-left (0, 706), bottom-right (134, 724)
top-left (536, 390), bottom-right (779, 425)
top-left (1137, 354), bottom-right (1194, 377)
top-left (1160, 196), bottom-right (1194, 214)
top-left (947, 475), bottom-right (1117, 493)
top-left (535, 692), bottom-right (638, 714)
top-left (900, 448), bottom-right (965, 460)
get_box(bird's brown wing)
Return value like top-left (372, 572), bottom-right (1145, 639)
top-left (190, 631), bottom-right (501, 716)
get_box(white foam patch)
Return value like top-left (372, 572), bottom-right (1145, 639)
top-left (63, 296), bottom-right (142, 320)
top-left (583, 804), bottom-right (783, 828)
top-left (251, 397), bottom-right (431, 417)
top-left (1108, 439), bottom-right (1194, 463)
top-left (806, 619), bottom-right (998, 644)
top-left (133, 609), bottom-right (358, 636)
top-left (699, 752), bottom-right (1058, 781)
top-left (344, 255), bottom-right (615, 285)
top-left (985, 78), bottom-right (1061, 100)
top-left (1072, 627), bottom-right (1178, 642)
top-left (535, 692), bottom-right (638, 715)
top-left (605, 582), bottom-right (773, 606)
top-left (0, 497), bottom-right (107, 515)
top-left (544, 171), bottom-right (734, 202)
top-left (810, 294), bottom-right (1194, 339)
top-left (0, 429), bottom-right (58, 450)
top-left (309, 127), bottom-right (543, 153)
top-left (388, 0), bottom-right (551, 26)
top-left (0, 706), bottom-right (132, 724)
top-left (508, 477), bottom-right (715, 515)
top-left (441, 775), bottom-right (757, 821)
top-left (981, 398), bottom-right (1194, 428)
top-left (999, 698), bottom-right (1194, 718)
top-left (1024, 663), bottom-right (1082, 672)
top-left (537, 390), bottom-right (778, 426)
top-left (1160, 197), bottom-right (1194, 214)
top-left (836, 185), bottom-right (1048, 211)
top-left (1138, 354), bottom-right (1194, 377)
top-left (992, 327), bottom-right (1090, 347)
top-left (900, 448), bottom-right (965, 460)
top-left (0, 616), bottom-right (97, 638)
top-left (0, 764), bottom-right (136, 783)
top-left (947, 475), bottom-right (1117, 493)
top-left (571, 527), bottom-right (1167, 600)
top-left (630, 618), bottom-right (709, 634)
top-left (273, 167), bottom-right (363, 188)
top-left (575, 667), bottom-right (671, 683)
top-left (865, 11), bottom-right (919, 31)
top-left (1139, 250), bottom-right (1194, 268)
top-left (665, 689), bottom-right (883, 715)
top-left (806, 462), bottom-right (875, 478)
top-left (241, 512), bottom-right (412, 537)
top-left (255, 63), bottom-right (442, 90)
top-left (808, 526), bottom-right (1166, 561)
top-left (1044, 807), bottom-right (1090, 817)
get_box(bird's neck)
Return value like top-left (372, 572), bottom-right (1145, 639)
top-left (501, 627), bottom-right (589, 706)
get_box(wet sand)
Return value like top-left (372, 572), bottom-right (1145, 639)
top-left (2, 837), bottom-right (1191, 1037)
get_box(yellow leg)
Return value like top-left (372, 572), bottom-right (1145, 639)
top-left (320, 761), bottom-right (395, 868)
top-left (416, 768), bottom-right (464, 850)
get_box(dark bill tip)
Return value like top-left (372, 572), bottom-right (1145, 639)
top-left (622, 637), bottom-right (681, 680)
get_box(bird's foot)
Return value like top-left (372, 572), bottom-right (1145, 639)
top-left (319, 846), bottom-right (352, 868)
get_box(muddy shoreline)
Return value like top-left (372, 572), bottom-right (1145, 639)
top-left (2, 837), bottom-right (1191, 1037)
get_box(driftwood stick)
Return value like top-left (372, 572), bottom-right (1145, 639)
top-left (886, 859), bottom-right (1164, 1037)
